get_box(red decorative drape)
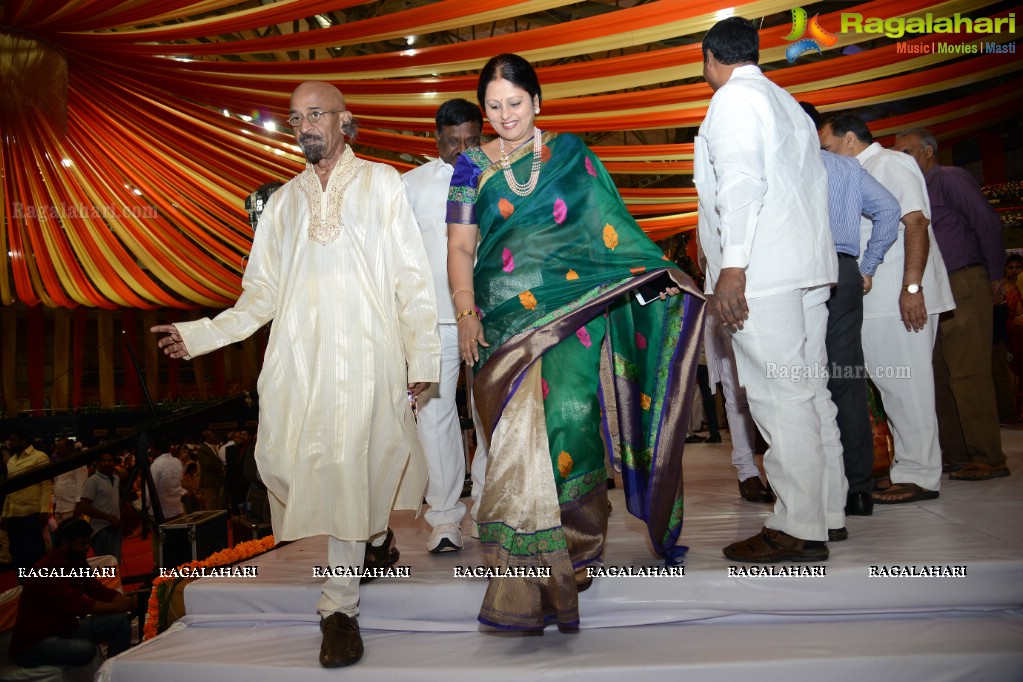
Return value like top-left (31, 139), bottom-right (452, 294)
top-left (121, 309), bottom-right (141, 407)
top-left (72, 307), bottom-right (87, 409)
top-left (26, 305), bottom-right (44, 414)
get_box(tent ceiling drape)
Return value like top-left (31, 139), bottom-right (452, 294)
top-left (1, 0), bottom-right (1020, 308)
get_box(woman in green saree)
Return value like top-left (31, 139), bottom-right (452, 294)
top-left (446, 54), bottom-right (704, 632)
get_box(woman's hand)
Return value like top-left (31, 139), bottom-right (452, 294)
top-left (658, 286), bottom-right (681, 300)
top-left (458, 316), bottom-right (489, 365)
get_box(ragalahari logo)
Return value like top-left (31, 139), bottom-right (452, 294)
top-left (784, 7), bottom-right (839, 62)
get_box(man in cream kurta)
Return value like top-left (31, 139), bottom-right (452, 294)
top-left (696, 18), bottom-right (839, 562)
top-left (152, 82), bottom-right (439, 668)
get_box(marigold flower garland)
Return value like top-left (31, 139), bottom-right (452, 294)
top-left (143, 535), bottom-right (276, 640)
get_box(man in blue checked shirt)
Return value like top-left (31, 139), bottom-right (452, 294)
top-left (800, 103), bottom-right (901, 529)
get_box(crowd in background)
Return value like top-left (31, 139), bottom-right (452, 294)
top-left (0, 427), bottom-right (257, 576)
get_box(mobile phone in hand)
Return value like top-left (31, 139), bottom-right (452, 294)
top-left (634, 272), bottom-right (676, 306)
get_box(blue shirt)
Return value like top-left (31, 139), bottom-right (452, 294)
top-left (819, 150), bottom-right (900, 276)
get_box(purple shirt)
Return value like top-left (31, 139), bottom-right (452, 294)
top-left (924, 164), bottom-right (1004, 281)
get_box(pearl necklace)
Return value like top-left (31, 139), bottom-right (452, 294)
top-left (499, 128), bottom-right (542, 197)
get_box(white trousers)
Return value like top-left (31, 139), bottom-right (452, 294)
top-left (416, 324), bottom-right (467, 527)
top-left (704, 310), bottom-right (759, 482)
top-left (861, 314), bottom-right (942, 491)
top-left (317, 536), bottom-right (366, 618)
top-left (729, 288), bottom-right (845, 539)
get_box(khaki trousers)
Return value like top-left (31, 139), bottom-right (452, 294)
top-left (933, 266), bottom-right (1006, 468)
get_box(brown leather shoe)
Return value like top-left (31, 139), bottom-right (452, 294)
top-left (738, 476), bottom-right (775, 503)
top-left (723, 527), bottom-right (828, 563)
top-left (319, 613), bottom-right (364, 668)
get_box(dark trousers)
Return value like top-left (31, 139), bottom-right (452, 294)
top-left (90, 525), bottom-right (123, 563)
top-left (8, 514), bottom-right (46, 579)
top-left (696, 364), bottom-right (720, 438)
top-left (826, 256), bottom-right (874, 494)
top-left (17, 614), bottom-right (130, 667)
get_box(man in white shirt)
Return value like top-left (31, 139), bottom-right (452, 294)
top-left (52, 438), bottom-right (87, 523)
top-left (819, 115), bottom-right (954, 505)
top-left (217, 431), bottom-right (234, 466)
top-left (402, 99), bottom-right (483, 553)
top-left (148, 442), bottom-right (187, 522)
top-left (696, 18), bottom-right (839, 562)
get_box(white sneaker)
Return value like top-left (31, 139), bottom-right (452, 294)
top-left (427, 523), bottom-right (463, 553)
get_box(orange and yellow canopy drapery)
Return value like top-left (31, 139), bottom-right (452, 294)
top-left (1, 0), bottom-right (1021, 309)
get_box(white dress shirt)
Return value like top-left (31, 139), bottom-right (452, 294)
top-left (695, 64), bottom-right (836, 298)
top-left (149, 452), bottom-right (186, 518)
top-left (217, 440), bottom-right (233, 465)
top-left (855, 142), bottom-right (955, 319)
top-left (53, 467), bottom-right (87, 514)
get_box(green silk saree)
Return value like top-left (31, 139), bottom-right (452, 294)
top-left (447, 131), bottom-right (704, 630)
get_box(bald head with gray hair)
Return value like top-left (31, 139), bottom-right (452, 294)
top-left (894, 127), bottom-right (939, 174)
top-left (898, 128), bottom-right (938, 153)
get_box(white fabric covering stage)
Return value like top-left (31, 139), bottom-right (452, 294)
top-left (99, 430), bottom-right (1023, 681)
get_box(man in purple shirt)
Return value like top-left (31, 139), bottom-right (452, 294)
top-left (895, 128), bottom-right (1009, 481)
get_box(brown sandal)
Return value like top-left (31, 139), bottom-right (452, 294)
top-left (361, 527), bottom-right (399, 584)
top-left (949, 463), bottom-right (1011, 481)
top-left (872, 482), bottom-right (939, 504)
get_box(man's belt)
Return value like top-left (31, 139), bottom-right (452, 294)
top-left (949, 262), bottom-right (984, 274)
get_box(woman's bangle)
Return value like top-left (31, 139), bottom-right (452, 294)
top-left (451, 288), bottom-right (475, 300)
top-left (456, 309), bottom-right (480, 323)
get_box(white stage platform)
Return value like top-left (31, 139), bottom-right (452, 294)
top-left (99, 429), bottom-right (1023, 681)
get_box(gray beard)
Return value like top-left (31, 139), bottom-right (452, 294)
top-left (299, 137), bottom-right (326, 164)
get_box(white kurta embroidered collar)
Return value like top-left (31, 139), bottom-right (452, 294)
top-left (298, 145), bottom-right (365, 245)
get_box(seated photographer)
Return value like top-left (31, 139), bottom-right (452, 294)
top-left (9, 518), bottom-right (133, 668)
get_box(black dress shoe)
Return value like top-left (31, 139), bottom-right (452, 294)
top-left (319, 613), bottom-right (364, 668)
top-left (685, 434), bottom-right (706, 443)
top-left (845, 490), bottom-right (874, 516)
top-left (705, 434), bottom-right (722, 444)
top-left (738, 477), bottom-right (775, 503)
top-left (828, 527), bottom-right (849, 542)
